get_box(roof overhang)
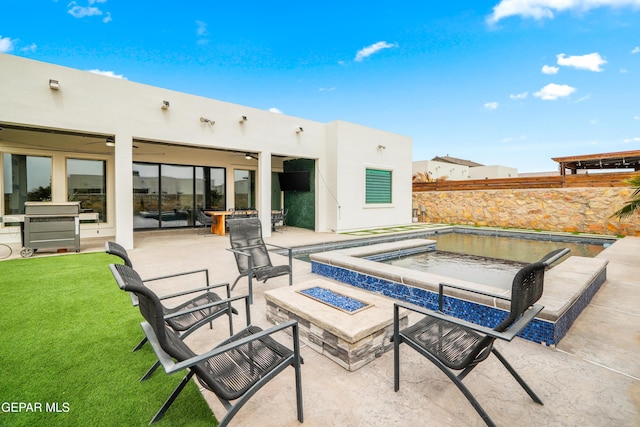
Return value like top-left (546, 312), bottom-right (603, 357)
top-left (552, 150), bottom-right (640, 175)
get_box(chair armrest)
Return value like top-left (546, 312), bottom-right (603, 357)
top-left (264, 244), bottom-right (293, 286)
top-left (143, 268), bottom-right (210, 283)
top-left (155, 282), bottom-right (231, 301)
top-left (142, 319), bottom-right (299, 375)
top-left (226, 248), bottom-right (251, 257)
top-left (264, 242), bottom-right (291, 251)
top-left (541, 248), bottom-right (570, 266)
top-left (394, 301), bottom-right (544, 342)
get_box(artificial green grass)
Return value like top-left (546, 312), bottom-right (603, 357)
top-left (0, 253), bottom-right (216, 426)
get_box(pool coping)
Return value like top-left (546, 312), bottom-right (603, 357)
top-left (310, 239), bottom-right (608, 345)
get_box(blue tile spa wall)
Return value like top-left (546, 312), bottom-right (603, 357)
top-left (311, 261), bottom-right (558, 345)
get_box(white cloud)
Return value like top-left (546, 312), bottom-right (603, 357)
top-left (354, 41), bottom-right (397, 62)
top-left (87, 69), bottom-right (126, 79)
top-left (623, 137), bottom-right (640, 143)
top-left (632, 46), bottom-right (640, 54)
top-left (634, 115), bottom-right (640, 120)
top-left (21, 43), bottom-right (37, 53)
top-left (484, 101), bottom-right (499, 110)
top-left (268, 107), bottom-right (283, 114)
top-left (541, 65), bottom-right (559, 74)
top-left (68, 1), bottom-right (110, 21)
top-left (557, 53), bottom-right (606, 72)
top-left (0, 36), bottom-right (15, 53)
top-left (510, 91), bottom-right (528, 99)
top-left (487, 0), bottom-right (640, 24)
top-left (318, 87), bottom-right (336, 92)
top-left (68, 5), bottom-right (103, 18)
top-left (533, 83), bottom-right (576, 100)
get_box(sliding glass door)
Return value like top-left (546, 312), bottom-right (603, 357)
top-left (160, 164), bottom-right (193, 227)
top-left (133, 162), bottom-right (226, 230)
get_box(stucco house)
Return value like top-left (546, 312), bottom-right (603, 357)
top-left (0, 54), bottom-right (412, 249)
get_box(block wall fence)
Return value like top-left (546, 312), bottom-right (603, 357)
top-left (412, 187), bottom-right (640, 236)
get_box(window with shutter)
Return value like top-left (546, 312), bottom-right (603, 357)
top-left (365, 168), bottom-right (392, 204)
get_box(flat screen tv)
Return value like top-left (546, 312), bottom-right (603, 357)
top-left (278, 171), bottom-right (310, 192)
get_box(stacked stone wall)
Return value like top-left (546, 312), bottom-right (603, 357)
top-left (413, 187), bottom-right (640, 236)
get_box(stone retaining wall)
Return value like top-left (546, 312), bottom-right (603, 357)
top-left (413, 187), bottom-right (640, 236)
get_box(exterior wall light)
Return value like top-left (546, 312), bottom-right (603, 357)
top-left (239, 115), bottom-right (248, 123)
top-left (49, 79), bottom-right (60, 90)
top-left (200, 117), bottom-right (215, 126)
top-left (161, 100), bottom-right (170, 110)
top-left (296, 127), bottom-right (304, 133)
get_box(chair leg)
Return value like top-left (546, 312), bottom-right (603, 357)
top-left (140, 361), bottom-right (161, 382)
top-left (293, 323), bottom-right (304, 423)
top-left (230, 275), bottom-right (243, 291)
top-left (398, 336), bottom-right (496, 427)
top-left (149, 371), bottom-right (195, 424)
top-left (133, 336), bottom-right (147, 352)
top-left (492, 348), bottom-right (543, 405)
top-left (393, 305), bottom-right (401, 392)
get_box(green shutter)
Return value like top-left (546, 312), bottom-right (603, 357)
top-left (365, 169), bottom-right (392, 204)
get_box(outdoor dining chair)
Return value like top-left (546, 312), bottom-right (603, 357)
top-left (105, 241), bottom-right (236, 379)
top-left (393, 248), bottom-right (570, 427)
top-left (195, 209), bottom-right (214, 234)
top-left (109, 263), bottom-right (304, 426)
top-left (226, 218), bottom-right (293, 303)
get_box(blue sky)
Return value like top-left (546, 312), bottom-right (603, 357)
top-left (1, 0), bottom-right (639, 172)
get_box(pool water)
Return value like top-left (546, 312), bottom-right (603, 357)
top-left (430, 232), bottom-right (605, 263)
top-left (381, 251), bottom-right (523, 289)
top-left (380, 233), bottom-right (606, 289)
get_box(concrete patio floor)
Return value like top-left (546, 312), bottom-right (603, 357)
top-left (63, 227), bottom-right (640, 425)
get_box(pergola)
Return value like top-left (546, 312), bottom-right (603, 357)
top-left (552, 150), bottom-right (640, 177)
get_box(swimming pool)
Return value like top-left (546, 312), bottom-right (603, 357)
top-left (292, 227), bottom-right (611, 265)
top-left (377, 232), bottom-right (608, 289)
top-left (308, 236), bottom-right (611, 345)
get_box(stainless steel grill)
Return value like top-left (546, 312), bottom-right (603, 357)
top-left (21, 202), bottom-right (81, 257)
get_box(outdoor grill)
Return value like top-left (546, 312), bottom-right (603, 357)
top-left (21, 202), bottom-right (81, 257)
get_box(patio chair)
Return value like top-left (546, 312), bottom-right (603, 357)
top-left (393, 248), bottom-right (570, 427)
top-left (195, 209), bottom-right (214, 234)
top-left (109, 263), bottom-right (304, 426)
top-left (271, 209), bottom-right (284, 231)
top-left (105, 241), bottom-right (236, 362)
top-left (226, 218), bottom-right (293, 304)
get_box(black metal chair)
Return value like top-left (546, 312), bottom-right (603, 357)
top-left (105, 241), bottom-right (236, 379)
top-left (226, 218), bottom-right (292, 304)
top-left (195, 209), bottom-right (214, 234)
top-left (393, 248), bottom-right (570, 427)
top-left (109, 263), bottom-right (304, 426)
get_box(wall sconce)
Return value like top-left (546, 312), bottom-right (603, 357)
top-left (239, 115), bottom-right (248, 123)
top-left (49, 79), bottom-right (60, 90)
top-left (161, 100), bottom-right (170, 110)
top-left (105, 137), bottom-right (115, 147)
top-left (200, 117), bottom-right (215, 126)
top-left (296, 127), bottom-right (304, 133)
top-left (377, 145), bottom-right (386, 150)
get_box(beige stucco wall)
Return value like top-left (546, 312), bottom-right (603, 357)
top-left (413, 187), bottom-right (640, 236)
top-left (0, 53), bottom-right (412, 245)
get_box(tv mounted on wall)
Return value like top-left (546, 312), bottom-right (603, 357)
top-left (278, 171), bottom-right (310, 192)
